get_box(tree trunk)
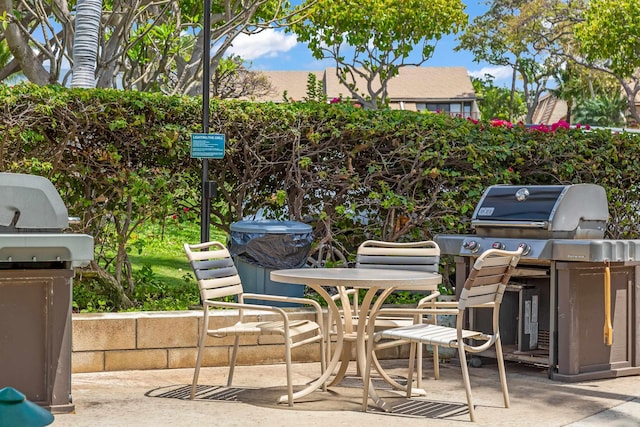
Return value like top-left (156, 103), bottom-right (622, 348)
top-left (0, 0), bottom-right (50, 84)
top-left (71, 0), bottom-right (103, 88)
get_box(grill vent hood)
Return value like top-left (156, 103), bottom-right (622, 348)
top-left (0, 173), bottom-right (69, 232)
top-left (471, 184), bottom-right (609, 239)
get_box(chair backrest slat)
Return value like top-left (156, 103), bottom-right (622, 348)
top-left (195, 266), bottom-right (238, 281)
top-left (356, 240), bottom-right (440, 273)
top-left (202, 283), bottom-right (244, 300)
top-left (188, 247), bottom-right (231, 261)
top-left (459, 283), bottom-right (505, 307)
top-left (184, 242), bottom-right (244, 300)
top-left (471, 273), bottom-right (509, 287)
top-left (458, 248), bottom-right (522, 310)
top-left (358, 247), bottom-right (439, 257)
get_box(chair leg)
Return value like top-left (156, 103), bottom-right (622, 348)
top-left (190, 345), bottom-right (205, 399)
top-left (433, 345), bottom-right (440, 380)
top-left (319, 334), bottom-right (327, 392)
top-left (406, 342), bottom-right (417, 398)
top-left (284, 338), bottom-right (294, 406)
top-left (361, 332), bottom-right (375, 412)
top-left (416, 343), bottom-right (423, 389)
top-left (190, 315), bottom-right (209, 400)
top-left (494, 337), bottom-right (510, 408)
top-left (457, 345), bottom-right (476, 422)
top-left (227, 336), bottom-right (240, 387)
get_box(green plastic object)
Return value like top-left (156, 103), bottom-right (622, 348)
top-left (0, 387), bottom-right (54, 427)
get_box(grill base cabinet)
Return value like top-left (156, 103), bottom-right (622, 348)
top-left (454, 256), bottom-right (640, 382)
top-left (0, 269), bottom-right (75, 413)
top-left (555, 262), bottom-right (640, 381)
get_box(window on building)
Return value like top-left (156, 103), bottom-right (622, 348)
top-left (416, 102), bottom-right (475, 118)
top-left (426, 103), bottom-right (450, 113)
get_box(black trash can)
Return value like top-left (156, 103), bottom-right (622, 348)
top-left (228, 220), bottom-right (313, 307)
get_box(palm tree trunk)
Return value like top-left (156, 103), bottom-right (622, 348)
top-left (71, 0), bottom-right (102, 88)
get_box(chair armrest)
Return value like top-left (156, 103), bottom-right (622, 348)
top-left (205, 299), bottom-right (288, 317)
top-left (368, 307), bottom-right (460, 324)
top-left (242, 293), bottom-right (325, 327)
top-left (331, 287), bottom-right (359, 310)
top-left (372, 307), bottom-right (460, 317)
top-left (417, 291), bottom-right (441, 308)
top-left (427, 301), bottom-right (459, 308)
top-left (185, 241), bottom-right (224, 251)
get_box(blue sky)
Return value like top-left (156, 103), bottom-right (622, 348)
top-left (226, 1), bottom-right (514, 86)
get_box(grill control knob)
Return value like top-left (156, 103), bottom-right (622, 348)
top-left (518, 242), bottom-right (531, 256)
top-left (492, 242), bottom-right (505, 250)
top-left (463, 240), bottom-right (480, 253)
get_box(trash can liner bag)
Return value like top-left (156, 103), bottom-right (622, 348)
top-left (228, 221), bottom-right (313, 270)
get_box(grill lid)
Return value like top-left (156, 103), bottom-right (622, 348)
top-left (471, 184), bottom-right (608, 239)
top-left (0, 173), bottom-right (69, 232)
top-left (0, 173), bottom-right (93, 266)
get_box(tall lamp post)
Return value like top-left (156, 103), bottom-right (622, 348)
top-left (201, 0), bottom-right (211, 244)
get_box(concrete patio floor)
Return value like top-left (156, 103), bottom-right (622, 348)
top-left (51, 358), bottom-right (640, 426)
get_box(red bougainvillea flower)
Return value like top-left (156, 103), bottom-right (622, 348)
top-left (551, 120), bottom-right (570, 131)
top-left (530, 123), bottom-right (550, 132)
top-left (330, 97), bottom-right (341, 104)
top-left (467, 117), bottom-right (479, 124)
top-left (183, 207), bottom-right (189, 213)
top-left (489, 119), bottom-right (513, 128)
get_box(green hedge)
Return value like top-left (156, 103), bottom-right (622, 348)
top-left (2, 84), bottom-right (639, 306)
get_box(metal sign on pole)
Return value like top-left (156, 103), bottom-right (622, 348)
top-left (191, 134), bottom-right (225, 159)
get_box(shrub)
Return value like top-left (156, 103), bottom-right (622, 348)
top-left (3, 83), bottom-right (640, 309)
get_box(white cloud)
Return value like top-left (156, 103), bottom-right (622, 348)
top-left (227, 29), bottom-right (298, 60)
top-left (468, 65), bottom-right (513, 81)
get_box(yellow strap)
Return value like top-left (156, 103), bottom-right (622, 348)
top-left (603, 265), bottom-right (613, 346)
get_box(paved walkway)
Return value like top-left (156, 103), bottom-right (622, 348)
top-left (52, 359), bottom-right (639, 426)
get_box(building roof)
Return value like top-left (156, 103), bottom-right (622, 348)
top-left (251, 70), bottom-right (325, 102)
top-left (325, 66), bottom-right (475, 101)
top-left (250, 66), bottom-right (475, 103)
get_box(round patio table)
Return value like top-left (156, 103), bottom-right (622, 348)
top-left (270, 267), bottom-right (442, 407)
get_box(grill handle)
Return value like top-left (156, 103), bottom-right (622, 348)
top-left (471, 220), bottom-right (549, 229)
top-left (604, 266), bottom-right (613, 346)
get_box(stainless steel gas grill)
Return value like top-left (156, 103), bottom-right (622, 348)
top-left (0, 173), bottom-right (93, 413)
top-left (435, 184), bottom-right (640, 382)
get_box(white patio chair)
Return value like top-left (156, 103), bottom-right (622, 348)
top-left (328, 240), bottom-right (441, 389)
top-left (362, 247), bottom-right (523, 422)
top-left (184, 241), bottom-right (326, 406)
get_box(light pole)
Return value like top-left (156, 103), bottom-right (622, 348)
top-left (201, 0), bottom-right (211, 244)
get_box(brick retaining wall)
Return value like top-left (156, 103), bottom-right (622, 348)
top-left (71, 309), bottom-right (412, 373)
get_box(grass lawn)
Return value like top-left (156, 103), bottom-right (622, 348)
top-left (129, 220), bottom-right (204, 288)
top-left (74, 218), bottom-right (228, 312)
top-left (75, 219), bottom-right (431, 312)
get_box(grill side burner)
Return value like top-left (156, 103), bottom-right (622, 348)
top-left (435, 184), bottom-right (640, 382)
